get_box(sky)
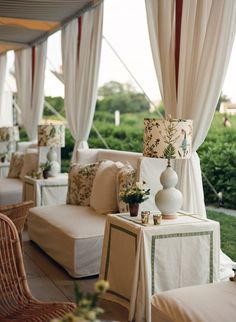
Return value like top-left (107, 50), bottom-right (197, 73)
top-left (6, 0), bottom-right (236, 103)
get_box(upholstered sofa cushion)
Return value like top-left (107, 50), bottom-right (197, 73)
top-left (19, 152), bottom-right (38, 180)
top-left (0, 178), bottom-right (23, 205)
top-left (28, 204), bottom-right (106, 277)
top-left (8, 152), bottom-right (24, 178)
top-left (152, 281), bottom-right (236, 322)
top-left (90, 160), bottom-right (124, 215)
top-left (66, 162), bottom-right (100, 206)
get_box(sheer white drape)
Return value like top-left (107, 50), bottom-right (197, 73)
top-left (0, 53), bottom-right (7, 125)
top-left (61, 3), bottom-right (104, 161)
top-left (145, 0), bottom-right (236, 217)
top-left (15, 40), bottom-right (47, 141)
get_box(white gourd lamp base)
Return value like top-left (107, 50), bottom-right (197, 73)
top-left (47, 147), bottom-right (60, 177)
top-left (155, 159), bottom-right (183, 220)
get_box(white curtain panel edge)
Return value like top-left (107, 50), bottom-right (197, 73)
top-left (62, 3), bottom-right (104, 162)
top-left (145, 0), bottom-right (236, 217)
top-left (15, 40), bottom-right (47, 141)
top-left (0, 53), bottom-right (7, 125)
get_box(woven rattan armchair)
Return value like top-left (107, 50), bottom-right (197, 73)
top-left (0, 200), bottom-right (33, 246)
top-left (0, 213), bottom-right (76, 321)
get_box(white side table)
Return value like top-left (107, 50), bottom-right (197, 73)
top-left (99, 213), bottom-right (220, 322)
top-left (23, 174), bottom-right (68, 207)
top-left (0, 162), bottom-right (10, 178)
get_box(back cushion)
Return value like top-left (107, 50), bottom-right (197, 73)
top-left (90, 160), bottom-right (124, 215)
top-left (116, 164), bottom-right (136, 213)
top-left (66, 162), bottom-right (100, 206)
top-left (19, 152), bottom-right (38, 180)
top-left (8, 152), bottom-right (24, 178)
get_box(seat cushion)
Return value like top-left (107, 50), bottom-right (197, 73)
top-left (151, 281), bottom-right (236, 322)
top-left (0, 178), bottom-right (23, 205)
top-left (28, 204), bottom-right (106, 277)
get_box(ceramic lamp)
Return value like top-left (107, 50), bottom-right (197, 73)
top-left (0, 126), bottom-right (19, 160)
top-left (143, 117), bottom-right (193, 219)
top-left (38, 124), bottom-right (65, 177)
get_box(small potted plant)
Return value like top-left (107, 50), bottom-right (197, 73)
top-left (0, 152), bottom-right (7, 163)
top-left (40, 161), bottom-right (51, 179)
top-left (119, 181), bottom-right (150, 216)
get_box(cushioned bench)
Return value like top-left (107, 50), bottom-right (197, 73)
top-left (151, 281), bottom-right (236, 322)
top-left (0, 148), bottom-right (38, 205)
top-left (28, 148), bottom-right (166, 278)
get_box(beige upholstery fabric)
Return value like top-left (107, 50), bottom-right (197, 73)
top-left (0, 178), bottom-right (23, 205)
top-left (28, 204), bottom-right (106, 277)
top-left (116, 164), bottom-right (136, 213)
top-left (90, 160), bottom-right (124, 215)
top-left (8, 152), bottom-right (24, 178)
top-left (20, 152), bottom-right (38, 180)
top-left (151, 281), bottom-right (236, 322)
top-left (66, 162), bottom-right (100, 205)
top-left (76, 148), bottom-right (142, 169)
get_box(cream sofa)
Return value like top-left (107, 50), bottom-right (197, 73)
top-left (0, 144), bottom-right (38, 205)
top-left (28, 148), bottom-right (167, 278)
top-left (151, 281), bottom-right (236, 322)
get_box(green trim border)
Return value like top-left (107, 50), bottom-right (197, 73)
top-left (151, 231), bottom-right (214, 294)
top-left (105, 223), bottom-right (137, 303)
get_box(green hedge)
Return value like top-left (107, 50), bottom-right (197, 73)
top-left (198, 113), bottom-right (236, 209)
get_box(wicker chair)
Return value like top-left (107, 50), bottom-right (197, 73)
top-left (0, 213), bottom-right (76, 321)
top-left (0, 201), bottom-right (33, 246)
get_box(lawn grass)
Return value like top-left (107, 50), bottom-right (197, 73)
top-left (206, 210), bottom-right (236, 261)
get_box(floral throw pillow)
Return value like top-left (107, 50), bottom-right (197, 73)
top-left (116, 164), bottom-right (136, 213)
top-left (66, 162), bottom-right (101, 206)
top-left (7, 152), bottom-right (24, 178)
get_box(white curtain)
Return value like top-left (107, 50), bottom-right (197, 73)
top-left (15, 40), bottom-right (47, 141)
top-left (61, 3), bottom-right (104, 161)
top-left (0, 53), bottom-right (7, 125)
top-left (145, 0), bottom-right (236, 217)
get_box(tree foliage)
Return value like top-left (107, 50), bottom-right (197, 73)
top-left (43, 96), bottom-right (65, 117)
top-left (96, 81), bottom-right (150, 114)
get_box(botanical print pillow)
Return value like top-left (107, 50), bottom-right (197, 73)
top-left (117, 164), bottom-right (136, 213)
top-left (7, 152), bottom-right (24, 178)
top-left (19, 152), bottom-right (38, 180)
top-left (66, 162), bottom-right (101, 206)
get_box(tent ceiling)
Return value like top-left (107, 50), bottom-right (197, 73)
top-left (0, 0), bottom-right (96, 54)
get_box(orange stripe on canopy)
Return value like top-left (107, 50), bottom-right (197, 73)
top-left (175, 0), bottom-right (183, 96)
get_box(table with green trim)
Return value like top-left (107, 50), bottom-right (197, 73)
top-left (99, 213), bottom-right (220, 322)
top-left (23, 174), bottom-right (68, 206)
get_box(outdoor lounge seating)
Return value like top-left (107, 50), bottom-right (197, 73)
top-left (27, 148), bottom-right (166, 278)
top-left (151, 281), bottom-right (236, 322)
top-left (0, 143), bottom-right (38, 205)
top-left (0, 213), bottom-right (76, 321)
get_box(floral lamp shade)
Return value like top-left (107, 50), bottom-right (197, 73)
top-left (143, 118), bottom-right (193, 159)
top-left (0, 126), bottom-right (19, 142)
top-left (38, 124), bottom-right (65, 147)
top-left (143, 117), bottom-right (193, 220)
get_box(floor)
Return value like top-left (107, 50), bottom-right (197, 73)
top-left (23, 232), bottom-right (129, 322)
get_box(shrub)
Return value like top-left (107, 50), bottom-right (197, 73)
top-left (198, 113), bottom-right (236, 209)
